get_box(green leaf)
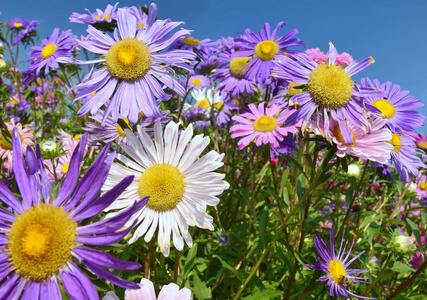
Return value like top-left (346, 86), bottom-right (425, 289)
top-left (406, 218), bottom-right (424, 255)
top-left (213, 255), bottom-right (244, 282)
top-left (183, 243), bottom-right (198, 279)
top-left (192, 271), bottom-right (212, 300)
top-left (259, 209), bottom-right (268, 249)
top-left (242, 289), bottom-right (284, 300)
top-left (390, 261), bottom-right (414, 274)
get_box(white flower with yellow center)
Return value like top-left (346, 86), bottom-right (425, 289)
top-left (191, 88), bottom-right (223, 113)
top-left (103, 121), bottom-right (229, 256)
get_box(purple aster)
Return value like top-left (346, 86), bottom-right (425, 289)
top-left (188, 75), bottom-right (210, 90)
top-left (171, 36), bottom-right (217, 56)
top-left (27, 28), bottom-right (75, 75)
top-left (273, 42), bottom-right (384, 136)
top-left (306, 228), bottom-right (375, 299)
top-left (388, 133), bottom-right (426, 183)
top-left (70, 8), bottom-right (196, 124)
top-left (233, 22), bottom-right (304, 84)
top-left (230, 102), bottom-right (299, 149)
top-left (0, 129), bottom-right (148, 299)
top-left (7, 18), bottom-right (29, 29)
top-left (12, 20), bottom-right (39, 46)
top-left (69, 3), bottom-right (119, 24)
top-left (126, 3), bottom-right (158, 31)
top-left (359, 78), bottom-right (425, 134)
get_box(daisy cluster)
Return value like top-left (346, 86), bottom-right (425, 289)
top-left (0, 1), bottom-right (426, 299)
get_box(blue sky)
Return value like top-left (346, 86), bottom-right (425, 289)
top-left (3, 0), bottom-right (427, 132)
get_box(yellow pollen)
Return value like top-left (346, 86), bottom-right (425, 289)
top-left (103, 14), bottom-right (110, 19)
top-left (41, 44), bottom-right (57, 59)
top-left (106, 38), bottom-right (151, 82)
top-left (116, 118), bottom-right (131, 137)
top-left (254, 40), bottom-right (279, 61)
top-left (14, 22), bottom-right (22, 28)
top-left (418, 181), bottom-right (427, 190)
top-left (372, 100), bottom-right (396, 119)
top-left (229, 57), bottom-right (251, 78)
top-left (73, 135), bottom-right (81, 141)
top-left (215, 102), bottom-right (224, 111)
top-left (308, 63), bottom-right (353, 108)
top-left (195, 99), bottom-right (210, 109)
top-left (388, 133), bottom-right (402, 153)
top-left (61, 162), bottom-right (70, 173)
top-left (417, 141), bottom-right (427, 150)
top-left (253, 116), bottom-right (278, 132)
top-left (328, 260), bottom-right (347, 284)
top-left (138, 163), bottom-right (186, 211)
top-left (183, 37), bottom-right (201, 46)
top-left (138, 22), bottom-right (144, 29)
top-left (94, 15), bottom-right (100, 19)
top-left (7, 204), bottom-right (77, 281)
top-left (191, 78), bottom-right (203, 86)
top-left (332, 124), bottom-right (356, 147)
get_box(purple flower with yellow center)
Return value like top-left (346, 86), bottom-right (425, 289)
top-left (188, 75), bottom-right (210, 90)
top-left (27, 28), bottom-right (75, 75)
top-left (172, 36), bottom-right (216, 56)
top-left (230, 102), bottom-right (299, 149)
top-left (212, 49), bottom-right (255, 97)
top-left (233, 22), bottom-right (304, 84)
top-left (388, 132), bottom-right (426, 183)
top-left (0, 129), bottom-right (147, 299)
top-left (273, 42), bottom-right (382, 135)
top-left (359, 78), bottom-right (425, 134)
top-left (12, 20), bottom-right (39, 46)
top-left (126, 3), bottom-right (157, 30)
top-left (306, 228), bottom-right (375, 299)
top-left (71, 8), bottom-right (195, 124)
top-left (69, 3), bottom-right (119, 24)
top-left (7, 17), bottom-right (29, 29)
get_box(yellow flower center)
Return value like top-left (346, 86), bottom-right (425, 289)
top-left (417, 141), bottom-right (427, 150)
top-left (0, 130), bottom-right (23, 151)
top-left (372, 100), bottom-right (396, 119)
top-left (14, 22), bottom-right (22, 28)
top-left (7, 204), bottom-right (77, 281)
top-left (332, 124), bottom-right (356, 147)
top-left (41, 44), bottom-right (57, 59)
top-left (287, 82), bottom-right (304, 96)
top-left (328, 260), bottom-right (347, 284)
top-left (418, 181), bottom-right (427, 190)
top-left (254, 40), bottom-right (279, 61)
top-left (308, 63), bottom-right (353, 108)
top-left (106, 38), bottom-right (151, 82)
top-left (95, 15), bottom-right (100, 19)
top-left (229, 57), bottom-right (251, 78)
top-left (191, 78), bottom-right (203, 86)
top-left (138, 22), bottom-right (144, 29)
top-left (138, 163), bottom-right (186, 211)
top-left (61, 162), bottom-right (70, 173)
top-left (215, 102), bottom-right (224, 111)
top-left (116, 118), bottom-right (131, 137)
top-left (182, 37), bottom-right (201, 46)
top-left (103, 14), bottom-right (110, 19)
top-left (253, 116), bottom-right (278, 132)
top-left (388, 133), bottom-right (402, 153)
top-left (195, 99), bottom-right (210, 109)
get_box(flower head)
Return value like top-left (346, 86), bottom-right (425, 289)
top-left (69, 3), bottom-right (119, 24)
top-left (0, 129), bottom-right (147, 299)
top-left (306, 228), bottom-right (375, 299)
top-left (103, 121), bottom-right (229, 256)
top-left (7, 17), bottom-right (29, 29)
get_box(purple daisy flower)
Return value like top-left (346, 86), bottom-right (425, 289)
top-left (0, 129), bottom-right (148, 299)
top-left (233, 22), bottom-right (304, 84)
top-left (7, 18), bottom-right (29, 29)
top-left (126, 3), bottom-right (158, 31)
top-left (12, 20), bottom-right (39, 46)
top-left (273, 42), bottom-right (383, 136)
top-left (359, 78), bottom-right (425, 134)
top-left (171, 36), bottom-right (216, 56)
top-left (388, 133), bottom-right (426, 183)
top-left (230, 102), bottom-right (299, 149)
top-left (69, 3), bottom-right (119, 24)
top-left (306, 228), bottom-right (375, 299)
top-left (70, 8), bottom-right (196, 124)
top-left (27, 28), bottom-right (75, 75)
top-left (188, 75), bottom-right (210, 90)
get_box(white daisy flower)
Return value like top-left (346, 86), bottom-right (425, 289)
top-left (191, 88), bottom-right (223, 112)
top-left (102, 120), bottom-right (229, 256)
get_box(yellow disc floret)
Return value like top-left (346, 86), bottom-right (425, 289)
top-left (418, 181), bottom-right (427, 190)
top-left (182, 37), bottom-right (201, 46)
top-left (372, 100), bottom-right (396, 119)
top-left (229, 57), bottom-right (251, 78)
top-left (106, 38), bottom-right (151, 82)
top-left (389, 133), bottom-right (402, 153)
top-left (116, 118), bottom-right (131, 137)
top-left (417, 141), bottom-right (427, 150)
top-left (328, 260), bottom-right (347, 284)
top-left (332, 124), bottom-right (356, 147)
top-left (195, 99), bottom-right (210, 109)
top-left (308, 63), bottom-right (353, 108)
top-left (253, 116), bottom-right (278, 132)
top-left (254, 40), bottom-right (279, 61)
top-left (191, 78), bottom-right (203, 86)
top-left (138, 163), bottom-right (186, 211)
top-left (14, 22), bottom-right (23, 28)
top-left (7, 204), bottom-right (77, 281)
top-left (215, 102), bottom-right (224, 111)
top-left (41, 44), bottom-right (57, 59)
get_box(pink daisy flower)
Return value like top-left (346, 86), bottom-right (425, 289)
top-left (0, 119), bottom-right (34, 160)
top-left (415, 174), bottom-right (427, 199)
top-left (306, 47), bottom-right (354, 66)
top-left (328, 118), bottom-right (393, 164)
top-left (230, 102), bottom-right (299, 149)
top-left (414, 133), bottom-right (427, 152)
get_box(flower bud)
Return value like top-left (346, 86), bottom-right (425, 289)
top-left (41, 141), bottom-right (57, 152)
top-left (391, 235), bottom-right (416, 255)
top-left (347, 164), bottom-right (360, 177)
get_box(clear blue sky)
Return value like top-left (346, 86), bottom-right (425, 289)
top-left (3, 0), bottom-right (427, 132)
